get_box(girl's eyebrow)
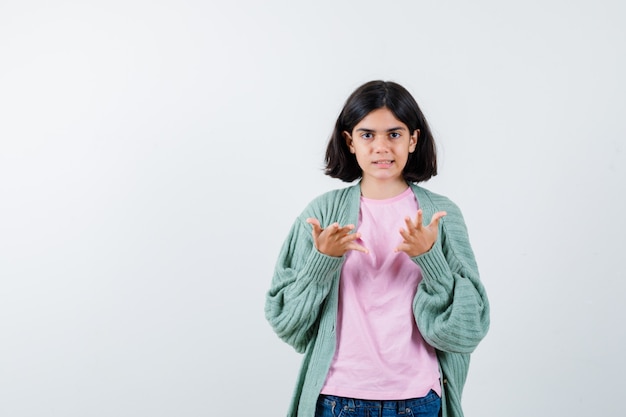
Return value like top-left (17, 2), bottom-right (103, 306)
top-left (355, 126), bottom-right (407, 132)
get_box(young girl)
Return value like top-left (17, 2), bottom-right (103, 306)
top-left (265, 81), bottom-right (490, 417)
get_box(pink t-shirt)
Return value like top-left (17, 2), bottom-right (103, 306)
top-left (320, 187), bottom-right (441, 400)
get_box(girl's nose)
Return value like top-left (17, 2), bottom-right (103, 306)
top-left (373, 136), bottom-right (389, 151)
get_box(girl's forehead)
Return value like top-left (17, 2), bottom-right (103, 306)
top-left (355, 107), bottom-right (407, 129)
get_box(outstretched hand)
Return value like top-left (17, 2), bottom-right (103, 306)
top-left (306, 218), bottom-right (369, 257)
top-left (395, 209), bottom-right (447, 257)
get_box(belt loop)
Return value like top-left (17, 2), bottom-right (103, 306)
top-left (398, 400), bottom-right (406, 414)
top-left (347, 398), bottom-right (355, 412)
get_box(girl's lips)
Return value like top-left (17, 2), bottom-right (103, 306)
top-left (373, 160), bottom-right (393, 167)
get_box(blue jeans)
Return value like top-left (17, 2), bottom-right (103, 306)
top-left (315, 390), bottom-right (441, 417)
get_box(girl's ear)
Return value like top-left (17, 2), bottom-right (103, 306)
top-left (343, 131), bottom-right (355, 153)
top-left (409, 129), bottom-right (420, 153)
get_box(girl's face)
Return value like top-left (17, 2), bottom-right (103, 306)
top-left (344, 107), bottom-right (418, 188)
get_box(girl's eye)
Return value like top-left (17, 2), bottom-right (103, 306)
top-left (361, 132), bottom-right (373, 139)
top-left (390, 132), bottom-right (401, 139)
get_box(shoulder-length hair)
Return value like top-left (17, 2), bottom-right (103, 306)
top-left (324, 80), bottom-right (437, 183)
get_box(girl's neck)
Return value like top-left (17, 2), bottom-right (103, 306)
top-left (360, 178), bottom-right (409, 200)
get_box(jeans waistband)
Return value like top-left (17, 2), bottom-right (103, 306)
top-left (319, 390), bottom-right (439, 412)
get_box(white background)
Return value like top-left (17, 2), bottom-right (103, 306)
top-left (1, 1), bottom-right (624, 416)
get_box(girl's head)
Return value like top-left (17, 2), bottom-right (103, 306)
top-left (325, 80), bottom-right (437, 183)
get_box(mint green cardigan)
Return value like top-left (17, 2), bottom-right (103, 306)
top-left (265, 183), bottom-right (490, 417)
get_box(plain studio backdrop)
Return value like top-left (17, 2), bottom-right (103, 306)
top-left (1, 1), bottom-right (624, 416)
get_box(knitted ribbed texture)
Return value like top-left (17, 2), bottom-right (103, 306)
top-left (265, 183), bottom-right (490, 417)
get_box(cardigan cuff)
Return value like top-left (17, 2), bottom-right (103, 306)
top-left (412, 242), bottom-right (452, 284)
top-left (302, 248), bottom-right (344, 284)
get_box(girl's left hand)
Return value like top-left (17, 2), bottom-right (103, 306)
top-left (395, 209), bottom-right (447, 257)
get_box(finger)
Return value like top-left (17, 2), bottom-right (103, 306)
top-left (398, 227), bottom-right (411, 241)
top-left (306, 217), bottom-right (323, 237)
top-left (339, 230), bottom-right (362, 245)
top-left (403, 216), bottom-right (415, 231)
top-left (306, 217), bottom-right (320, 228)
top-left (347, 241), bottom-right (369, 254)
top-left (339, 230), bottom-right (368, 254)
top-left (316, 223), bottom-right (340, 242)
top-left (326, 222), bottom-right (340, 235)
top-left (338, 224), bottom-right (356, 233)
top-left (326, 224), bottom-right (357, 241)
top-left (394, 240), bottom-right (412, 253)
top-left (331, 224), bottom-right (355, 237)
top-left (414, 209), bottom-right (423, 228)
top-left (429, 211), bottom-right (447, 226)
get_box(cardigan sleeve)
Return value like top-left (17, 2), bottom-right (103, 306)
top-left (265, 216), bottom-right (344, 354)
top-left (412, 200), bottom-right (490, 354)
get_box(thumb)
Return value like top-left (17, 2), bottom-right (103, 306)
top-left (306, 218), bottom-right (322, 236)
top-left (430, 211), bottom-right (447, 226)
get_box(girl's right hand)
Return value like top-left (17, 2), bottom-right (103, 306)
top-left (306, 218), bottom-right (369, 257)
